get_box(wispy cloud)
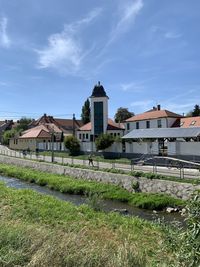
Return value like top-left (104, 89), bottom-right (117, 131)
top-left (120, 77), bottom-right (156, 92)
top-left (130, 100), bottom-right (153, 111)
top-left (151, 26), bottom-right (182, 40)
top-left (35, 8), bottom-right (102, 75)
top-left (107, 0), bottom-right (143, 46)
top-left (164, 31), bottom-right (182, 39)
top-left (0, 16), bottom-right (11, 48)
top-left (121, 81), bottom-right (144, 92)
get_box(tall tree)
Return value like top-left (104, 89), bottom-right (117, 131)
top-left (192, 104), bottom-right (200, 117)
top-left (114, 107), bottom-right (134, 123)
top-left (16, 117), bottom-right (32, 131)
top-left (81, 98), bottom-right (90, 124)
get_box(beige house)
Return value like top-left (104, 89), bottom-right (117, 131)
top-left (10, 124), bottom-right (62, 151)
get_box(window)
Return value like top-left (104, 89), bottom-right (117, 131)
top-left (157, 120), bottom-right (162, 128)
top-left (114, 133), bottom-right (117, 137)
top-left (146, 121), bottom-right (150, 128)
top-left (79, 133), bottom-right (82, 140)
top-left (86, 133), bottom-right (88, 139)
top-left (94, 102), bottom-right (104, 135)
top-left (190, 121), bottom-right (196, 126)
top-left (83, 133), bottom-right (85, 139)
top-left (118, 133), bottom-right (120, 136)
top-left (127, 123), bottom-right (130, 130)
top-left (136, 122), bottom-right (139, 129)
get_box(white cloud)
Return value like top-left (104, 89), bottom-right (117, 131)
top-left (36, 8), bottom-right (102, 74)
top-left (121, 81), bottom-right (144, 92)
top-left (130, 100), bottom-right (153, 111)
top-left (151, 26), bottom-right (182, 40)
top-left (0, 16), bottom-right (11, 48)
top-left (164, 31), bottom-right (182, 39)
top-left (110, 0), bottom-right (143, 42)
top-left (164, 102), bottom-right (195, 114)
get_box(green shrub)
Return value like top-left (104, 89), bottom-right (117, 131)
top-left (64, 135), bottom-right (80, 155)
top-left (95, 133), bottom-right (114, 151)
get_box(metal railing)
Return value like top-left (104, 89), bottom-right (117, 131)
top-left (0, 148), bottom-right (200, 180)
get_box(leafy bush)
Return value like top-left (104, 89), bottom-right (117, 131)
top-left (131, 181), bottom-right (140, 192)
top-left (64, 135), bottom-right (80, 155)
top-left (95, 133), bottom-right (114, 151)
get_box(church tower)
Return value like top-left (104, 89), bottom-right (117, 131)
top-left (90, 81), bottom-right (109, 137)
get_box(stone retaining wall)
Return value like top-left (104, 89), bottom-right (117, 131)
top-left (0, 155), bottom-right (199, 200)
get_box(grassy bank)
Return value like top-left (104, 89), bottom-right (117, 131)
top-left (0, 183), bottom-right (179, 266)
top-left (0, 163), bottom-right (184, 210)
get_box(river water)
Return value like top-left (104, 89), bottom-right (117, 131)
top-left (0, 175), bottom-right (184, 225)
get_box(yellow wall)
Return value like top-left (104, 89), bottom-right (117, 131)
top-left (9, 138), bottom-right (51, 151)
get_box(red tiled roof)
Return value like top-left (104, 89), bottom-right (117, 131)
top-left (126, 110), bottom-right (182, 122)
top-left (107, 119), bottom-right (125, 130)
top-left (78, 119), bottom-right (124, 131)
top-left (29, 114), bottom-right (82, 135)
top-left (20, 129), bottom-right (51, 139)
top-left (78, 122), bottom-right (91, 131)
top-left (19, 123), bottom-right (61, 139)
top-left (180, 116), bottom-right (200, 128)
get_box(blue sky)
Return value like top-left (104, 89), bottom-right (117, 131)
top-left (0, 0), bottom-right (200, 120)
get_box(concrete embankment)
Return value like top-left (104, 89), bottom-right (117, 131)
top-left (0, 155), bottom-right (199, 200)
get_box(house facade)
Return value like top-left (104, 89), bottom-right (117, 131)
top-left (123, 113), bottom-right (200, 159)
top-left (9, 124), bottom-right (63, 151)
top-left (125, 105), bottom-right (182, 133)
top-left (9, 114), bottom-right (83, 151)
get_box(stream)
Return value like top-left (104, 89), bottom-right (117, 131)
top-left (0, 175), bottom-right (185, 225)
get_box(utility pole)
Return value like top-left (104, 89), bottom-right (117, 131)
top-left (51, 129), bottom-right (54, 163)
top-left (72, 113), bottom-right (75, 137)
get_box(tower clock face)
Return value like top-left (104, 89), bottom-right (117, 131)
top-left (94, 101), bottom-right (103, 135)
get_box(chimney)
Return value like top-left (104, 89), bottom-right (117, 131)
top-left (44, 113), bottom-right (47, 117)
top-left (153, 106), bottom-right (156, 110)
top-left (98, 81), bottom-right (100, 86)
top-left (157, 104), bottom-right (161, 110)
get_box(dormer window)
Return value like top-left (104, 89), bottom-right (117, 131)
top-left (190, 121), bottom-right (196, 126)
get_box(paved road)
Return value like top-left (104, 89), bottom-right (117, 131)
top-left (0, 145), bottom-right (199, 179)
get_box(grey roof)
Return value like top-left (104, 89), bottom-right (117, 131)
top-left (122, 127), bottom-right (200, 139)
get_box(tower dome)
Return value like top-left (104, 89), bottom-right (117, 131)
top-left (91, 81), bottom-right (108, 98)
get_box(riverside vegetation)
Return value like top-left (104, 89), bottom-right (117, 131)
top-left (0, 163), bottom-right (184, 210)
top-left (0, 182), bottom-right (199, 266)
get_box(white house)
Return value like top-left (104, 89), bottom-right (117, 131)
top-left (125, 105), bottom-right (182, 133)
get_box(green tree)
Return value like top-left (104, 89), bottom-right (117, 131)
top-left (16, 117), bottom-right (32, 131)
top-left (64, 135), bottom-right (80, 155)
top-left (192, 104), bottom-right (200, 117)
top-left (95, 133), bottom-right (114, 151)
top-left (2, 129), bottom-right (17, 145)
top-left (114, 107), bottom-right (134, 123)
top-left (81, 99), bottom-right (90, 124)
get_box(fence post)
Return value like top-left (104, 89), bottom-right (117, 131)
top-left (71, 157), bottom-right (74, 165)
top-left (112, 161), bottom-right (115, 169)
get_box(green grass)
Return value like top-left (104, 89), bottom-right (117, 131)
top-left (0, 163), bottom-right (184, 210)
top-left (39, 151), bottom-right (131, 164)
top-left (0, 182), bottom-right (181, 266)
